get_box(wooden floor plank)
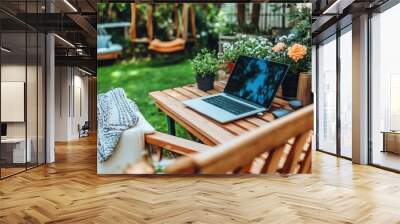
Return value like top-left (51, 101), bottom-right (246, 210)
top-left (1, 135), bottom-right (400, 223)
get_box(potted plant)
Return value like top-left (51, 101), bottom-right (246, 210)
top-left (218, 42), bottom-right (238, 74)
top-left (191, 49), bottom-right (219, 91)
top-left (270, 35), bottom-right (309, 97)
top-left (272, 6), bottom-right (311, 98)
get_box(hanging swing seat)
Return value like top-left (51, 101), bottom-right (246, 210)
top-left (148, 38), bottom-right (185, 53)
top-left (130, 3), bottom-right (196, 54)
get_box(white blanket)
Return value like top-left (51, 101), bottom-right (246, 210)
top-left (97, 110), bottom-right (155, 174)
top-left (97, 88), bottom-right (139, 162)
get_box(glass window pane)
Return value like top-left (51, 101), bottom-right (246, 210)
top-left (317, 36), bottom-right (337, 154)
top-left (27, 31), bottom-right (38, 169)
top-left (38, 32), bottom-right (45, 165)
top-left (1, 31), bottom-right (27, 177)
top-left (0, 0), bottom-right (46, 179)
top-left (339, 28), bottom-right (352, 158)
top-left (371, 4), bottom-right (400, 171)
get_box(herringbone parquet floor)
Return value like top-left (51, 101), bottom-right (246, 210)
top-left (1, 135), bottom-right (400, 224)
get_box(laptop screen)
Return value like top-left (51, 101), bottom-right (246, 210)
top-left (224, 56), bottom-right (289, 107)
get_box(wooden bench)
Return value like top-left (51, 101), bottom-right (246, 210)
top-left (143, 105), bottom-right (313, 174)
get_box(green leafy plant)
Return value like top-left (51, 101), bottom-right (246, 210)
top-left (219, 35), bottom-right (273, 63)
top-left (190, 49), bottom-right (219, 77)
top-left (286, 6), bottom-right (312, 73)
top-left (214, 5), bottom-right (238, 36)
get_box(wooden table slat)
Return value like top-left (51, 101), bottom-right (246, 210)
top-left (149, 91), bottom-right (236, 144)
top-left (154, 102), bottom-right (216, 146)
top-left (182, 85), bottom-right (209, 97)
top-left (176, 87), bottom-right (261, 131)
top-left (163, 88), bottom-right (248, 135)
top-left (149, 80), bottom-right (294, 145)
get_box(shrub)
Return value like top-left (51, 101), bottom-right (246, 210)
top-left (219, 35), bottom-right (273, 63)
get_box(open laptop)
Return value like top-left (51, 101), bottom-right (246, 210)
top-left (183, 56), bottom-right (289, 123)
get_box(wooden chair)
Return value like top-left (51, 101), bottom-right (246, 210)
top-left (142, 105), bottom-right (313, 174)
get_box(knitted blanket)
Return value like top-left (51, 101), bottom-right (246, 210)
top-left (97, 88), bottom-right (139, 162)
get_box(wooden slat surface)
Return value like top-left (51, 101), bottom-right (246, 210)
top-left (145, 132), bottom-right (213, 155)
top-left (149, 80), bottom-right (296, 145)
top-left (2, 135), bottom-right (400, 223)
top-left (149, 91), bottom-right (235, 144)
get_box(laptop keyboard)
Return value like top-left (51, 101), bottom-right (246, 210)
top-left (202, 95), bottom-right (256, 115)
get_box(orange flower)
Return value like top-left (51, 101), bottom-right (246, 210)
top-left (288, 44), bottom-right (307, 62)
top-left (272, 42), bottom-right (286, 52)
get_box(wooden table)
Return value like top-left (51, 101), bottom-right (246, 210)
top-left (381, 131), bottom-right (400, 154)
top-left (149, 80), bottom-right (294, 146)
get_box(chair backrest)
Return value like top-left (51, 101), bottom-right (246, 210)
top-left (165, 105), bottom-right (314, 174)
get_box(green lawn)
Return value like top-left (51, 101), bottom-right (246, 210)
top-left (98, 59), bottom-right (195, 138)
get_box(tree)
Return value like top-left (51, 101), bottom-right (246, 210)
top-left (237, 4), bottom-right (260, 34)
top-left (237, 4), bottom-right (245, 28)
top-left (251, 4), bottom-right (261, 27)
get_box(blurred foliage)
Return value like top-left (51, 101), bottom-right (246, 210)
top-left (97, 3), bottom-right (130, 23)
top-left (288, 6), bottom-right (312, 73)
top-left (213, 5), bottom-right (238, 36)
top-left (98, 3), bottom-right (311, 66)
top-left (98, 3), bottom-right (221, 57)
top-left (288, 6), bottom-right (311, 46)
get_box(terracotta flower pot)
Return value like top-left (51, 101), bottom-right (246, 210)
top-left (296, 72), bottom-right (312, 105)
top-left (226, 62), bottom-right (235, 74)
top-left (196, 74), bottom-right (215, 91)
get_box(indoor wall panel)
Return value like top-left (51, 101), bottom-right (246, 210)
top-left (0, 1), bottom-right (47, 179)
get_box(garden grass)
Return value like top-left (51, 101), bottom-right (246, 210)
top-left (98, 59), bottom-right (195, 139)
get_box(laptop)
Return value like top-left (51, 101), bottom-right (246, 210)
top-left (183, 56), bottom-right (289, 123)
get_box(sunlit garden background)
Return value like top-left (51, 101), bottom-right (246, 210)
top-left (97, 3), bottom-right (311, 137)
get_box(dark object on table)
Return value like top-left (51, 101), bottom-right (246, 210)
top-left (288, 100), bottom-right (303, 110)
top-left (196, 74), bottom-right (215, 91)
top-left (281, 72), bottom-right (299, 98)
top-left (79, 121), bottom-right (90, 138)
top-left (272, 108), bottom-right (292, 118)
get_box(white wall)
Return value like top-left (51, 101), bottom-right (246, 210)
top-left (55, 66), bottom-right (69, 141)
top-left (54, 67), bottom-right (89, 141)
top-left (1, 65), bottom-right (36, 137)
top-left (1, 63), bottom-right (46, 164)
top-left (72, 73), bottom-right (89, 138)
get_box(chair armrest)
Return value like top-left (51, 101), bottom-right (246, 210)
top-left (145, 132), bottom-right (213, 156)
